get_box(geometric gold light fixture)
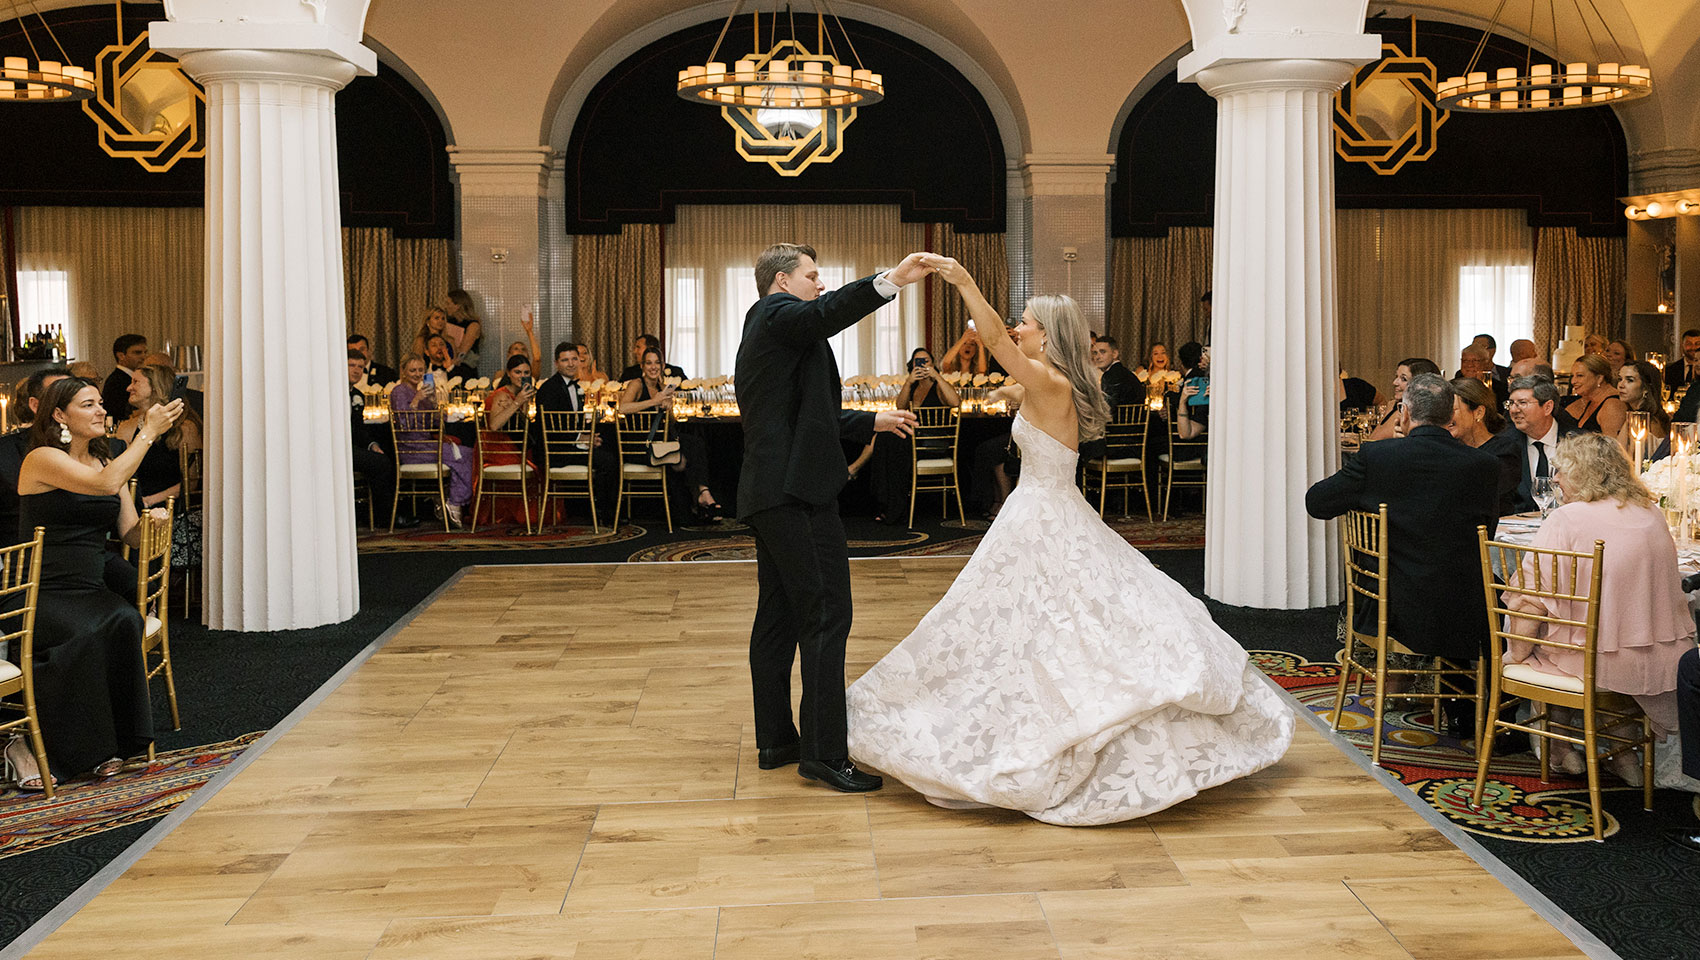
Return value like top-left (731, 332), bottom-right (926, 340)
top-left (0, 1), bottom-right (95, 101)
top-left (1436, 0), bottom-right (1650, 112)
top-left (81, 4), bottom-right (205, 172)
top-left (677, 1), bottom-right (883, 176)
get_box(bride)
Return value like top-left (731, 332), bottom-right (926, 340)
top-left (846, 255), bottom-right (1293, 825)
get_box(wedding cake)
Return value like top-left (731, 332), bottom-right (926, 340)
top-left (1552, 324), bottom-right (1586, 372)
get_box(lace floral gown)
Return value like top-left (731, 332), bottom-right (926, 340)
top-left (846, 412), bottom-right (1294, 825)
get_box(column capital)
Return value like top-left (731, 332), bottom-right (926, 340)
top-left (1020, 153), bottom-right (1115, 197)
top-left (1179, 33), bottom-right (1379, 86)
top-left (448, 146), bottom-right (560, 198)
top-left (1190, 58), bottom-right (1363, 99)
top-left (166, 48), bottom-right (360, 91)
top-left (149, 20), bottom-right (376, 76)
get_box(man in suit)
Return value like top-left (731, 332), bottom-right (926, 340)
top-left (1497, 375), bottom-right (1578, 515)
top-left (347, 351), bottom-right (414, 528)
top-left (1665, 328), bottom-right (1700, 394)
top-left (1090, 336), bottom-right (1141, 408)
top-left (1460, 344), bottom-right (1507, 408)
top-left (536, 340), bottom-right (617, 517)
top-left (1471, 333), bottom-right (1509, 388)
top-left (347, 334), bottom-right (399, 386)
top-left (1306, 373), bottom-right (1501, 732)
top-left (1669, 648), bottom-right (1700, 853)
top-left (737, 242), bottom-right (925, 792)
top-left (103, 333), bottom-right (149, 419)
top-left (618, 334), bottom-right (686, 382)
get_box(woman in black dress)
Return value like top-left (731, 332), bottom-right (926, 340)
top-left (618, 348), bottom-right (723, 520)
top-left (114, 363), bottom-right (203, 508)
top-left (9, 379), bottom-right (182, 790)
top-left (865, 348), bottom-right (962, 523)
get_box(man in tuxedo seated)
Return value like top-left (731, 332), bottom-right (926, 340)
top-left (1305, 373), bottom-right (1500, 737)
top-left (1669, 648), bottom-right (1700, 853)
top-left (1471, 333), bottom-right (1509, 388)
top-left (1090, 336), bottom-right (1141, 409)
top-left (1495, 375), bottom-right (1578, 515)
top-left (347, 334), bottom-right (399, 386)
top-left (1665, 329), bottom-right (1700, 395)
top-left (424, 333), bottom-right (477, 382)
top-left (536, 340), bottom-right (618, 519)
top-left (618, 333), bottom-right (686, 382)
top-left (347, 351), bottom-right (414, 528)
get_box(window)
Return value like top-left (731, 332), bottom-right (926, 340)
top-left (17, 269), bottom-right (71, 354)
top-left (1457, 264), bottom-right (1532, 365)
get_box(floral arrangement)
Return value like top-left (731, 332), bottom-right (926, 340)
top-left (1640, 454), bottom-right (1700, 513)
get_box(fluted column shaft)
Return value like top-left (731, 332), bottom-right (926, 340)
top-left (180, 49), bottom-right (360, 630)
top-left (1198, 60), bottom-right (1356, 609)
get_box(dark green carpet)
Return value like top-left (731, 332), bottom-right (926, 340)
top-left (0, 522), bottom-right (1695, 959)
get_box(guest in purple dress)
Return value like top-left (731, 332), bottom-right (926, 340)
top-left (1503, 432), bottom-right (1694, 783)
top-left (391, 355), bottom-right (473, 526)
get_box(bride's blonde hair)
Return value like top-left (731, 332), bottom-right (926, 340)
top-left (1026, 294), bottom-right (1109, 443)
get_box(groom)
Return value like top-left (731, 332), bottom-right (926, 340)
top-left (736, 243), bottom-right (926, 792)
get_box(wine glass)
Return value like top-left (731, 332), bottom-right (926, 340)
top-left (1532, 476), bottom-right (1557, 518)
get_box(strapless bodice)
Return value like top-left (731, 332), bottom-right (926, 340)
top-left (1011, 412), bottom-right (1078, 490)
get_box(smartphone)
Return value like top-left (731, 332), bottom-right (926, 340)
top-left (170, 375), bottom-right (189, 400)
top-left (520, 376), bottom-right (534, 391)
top-left (1183, 376), bottom-right (1210, 406)
top-left (422, 370), bottom-right (435, 390)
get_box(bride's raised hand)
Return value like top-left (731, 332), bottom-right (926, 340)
top-left (925, 255), bottom-right (971, 287)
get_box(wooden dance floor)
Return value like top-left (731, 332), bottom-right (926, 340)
top-left (27, 559), bottom-right (1586, 959)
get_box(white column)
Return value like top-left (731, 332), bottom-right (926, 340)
top-left (1194, 59), bottom-right (1358, 609)
top-left (153, 15), bottom-right (375, 630)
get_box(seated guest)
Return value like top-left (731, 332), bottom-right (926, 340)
top-left (423, 333), bottom-right (476, 383)
top-left (1615, 359), bottom-right (1671, 456)
top-left (501, 307), bottom-right (543, 370)
top-left (0, 367), bottom-right (69, 540)
top-left (9, 379), bottom-right (183, 789)
top-left (619, 348), bottom-right (722, 520)
top-left (1091, 336), bottom-right (1141, 409)
top-left (1366, 357), bottom-right (1441, 442)
top-left (1136, 343), bottom-right (1181, 393)
top-left (483, 354), bottom-right (538, 436)
top-left (1508, 357), bottom-right (1551, 381)
top-left (860, 348), bottom-right (961, 521)
top-left (1508, 338), bottom-right (1538, 367)
top-left (102, 333), bottom-right (149, 421)
top-left (408, 306), bottom-right (449, 361)
top-left (1501, 376), bottom-right (1580, 515)
top-left (1305, 374), bottom-right (1500, 732)
top-left (1175, 341), bottom-right (1209, 437)
top-left (895, 348), bottom-right (960, 411)
top-left (618, 334), bottom-right (686, 382)
top-left (576, 342), bottom-right (609, 382)
top-left (1663, 328), bottom-right (1700, 393)
top-left (142, 352), bottom-right (205, 417)
top-left (1471, 332), bottom-right (1508, 385)
top-left (1584, 332), bottom-right (1607, 357)
top-left (441, 289), bottom-right (484, 374)
top-left (1566, 354), bottom-right (1626, 436)
top-left (347, 334), bottom-right (399, 386)
top-left (536, 341), bottom-right (616, 512)
top-left (1605, 338), bottom-right (1633, 379)
top-left (939, 328), bottom-right (992, 377)
top-left (1501, 432), bottom-right (1693, 783)
top-left (391, 355), bottom-right (473, 527)
top-left (1449, 377), bottom-right (1520, 512)
top-left (1670, 648), bottom-right (1700, 853)
top-left (346, 351), bottom-right (411, 528)
top-left (114, 364), bottom-right (202, 510)
top-left (1459, 344), bottom-right (1507, 407)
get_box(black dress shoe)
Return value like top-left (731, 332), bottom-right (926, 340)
top-left (1666, 830), bottom-right (1700, 855)
top-left (758, 745), bottom-right (800, 770)
top-left (391, 514), bottom-right (421, 530)
top-left (799, 758), bottom-right (882, 792)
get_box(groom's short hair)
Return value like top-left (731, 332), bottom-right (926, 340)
top-left (755, 243), bottom-right (817, 295)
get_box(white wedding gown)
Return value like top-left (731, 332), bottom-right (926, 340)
top-left (846, 412), bottom-right (1294, 825)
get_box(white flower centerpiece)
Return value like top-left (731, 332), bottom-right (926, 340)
top-left (1644, 422), bottom-right (1700, 539)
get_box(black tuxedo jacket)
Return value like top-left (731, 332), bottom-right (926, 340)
top-left (349, 387), bottom-right (384, 450)
top-left (1100, 361), bottom-right (1141, 408)
top-left (1306, 425), bottom-right (1500, 660)
top-left (735, 277), bottom-right (888, 519)
top-left (1666, 358), bottom-right (1700, 393)
top-left (1498, 420), bottom-right (1580, 514)
top-left (536, 373), bottom-right (585, 412)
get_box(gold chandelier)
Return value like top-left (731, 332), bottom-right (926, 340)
top-left (0, 1), bottom-right (94, 102)
top-left (676, 1), bottom-right (884, 112)
top-left (1436, 0), bottom-right (1649, 112)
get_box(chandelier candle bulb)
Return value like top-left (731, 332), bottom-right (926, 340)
top-left (1563, 86), bottom-right (1582, 104)
top-left (2, 57), bottom-right (22, 80)
top-left (1565, 62), bottom-right (1587, 83)
top-left (705, 62), bottom-right (726, 83)
top-left (734, 60), bottom-right (756, 80)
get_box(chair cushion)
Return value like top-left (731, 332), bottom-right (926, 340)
top-left (144, 615), bottom-right (162, 639)
top-left (1103, 457), bottom-right (1143, 470)
top-left (916, 458), bottom-right (956, 474)
top-left (398, 463), bottom-right (448, 478)
top-left (481, 464), bottom-right (535, 480)
top-left (1502, 661), bottom-right (1585, 693)
top-left (548, 465), bottom-right (591, 479)
top-left (0, 660), bottom-right (18, 683)
top-left (623, 463), bottom-right (665, 476)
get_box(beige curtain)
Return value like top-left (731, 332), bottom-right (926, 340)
top-left (660, 206), bottom-right (923, 378)
top-left (342, 227), bottom-right (456, 368)
top-left (1107, 228), bottom-right (1212, 363)
top-left (1335, 209), bottom-right (1533, 381)
top-left (1534, 227), bottom-right (1625, 352)
top-left (573, 223), bottom-right (662, 380)
top-left (12, 206), bottom-right (204, 367)
top-left (926, 224), bottom-right (1007, 354)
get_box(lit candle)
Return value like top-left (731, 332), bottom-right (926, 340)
top-left (1629, 410), bottom-right (1649, 471)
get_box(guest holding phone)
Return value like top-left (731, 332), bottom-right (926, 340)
top-left (393, 355), bottom-right (473, 526)
top-left (861, 348), bottom-right (960, 522)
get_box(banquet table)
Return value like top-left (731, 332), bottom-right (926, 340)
top-left (1492, 512), bottom-right (1700, 615)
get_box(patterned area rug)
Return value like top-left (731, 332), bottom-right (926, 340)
top-left (358, 521), bottom-right (649, 552)
top-left (628, 529), bottom-right (931, 563)
top-left (0, 733), bottom-right (264, 859)
top-left (1252, 651), bottom-right (1636, 843)
top-left (885, 514), bottom-right (1206, 558)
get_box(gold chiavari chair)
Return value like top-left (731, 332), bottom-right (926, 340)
top-left (1160, 404), bottom-right (1207, 520)
top-left (539, 410), bottom-right (600, 532)
top-left (390, 407), bottom-right (451, 533)
top-left (1332, 505), bottom-right (1484, 767)
top-left (908, 406), bottom-right (964, 527)
top-left (1473, 529), bottom-right (1652, 842)
top-left (0, 528), bottom-right (52, 797)
top-left (1081, 403), bottom-right (1152, 520)
top-left (136, 498), bottom-right (179, 760)
top-left (472, 409), bottom-right (536, 534)
top-left (615, 410), bottom-right (672, 533)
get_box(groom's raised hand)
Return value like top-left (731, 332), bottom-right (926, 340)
top-left (885, 252), bottom-right (934, 288)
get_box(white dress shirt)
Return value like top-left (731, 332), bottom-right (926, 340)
top-left (1524, 420), bottom-right (1560, 486)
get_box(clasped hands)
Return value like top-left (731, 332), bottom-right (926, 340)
top-left (886, 252), bottom-right (970, 288)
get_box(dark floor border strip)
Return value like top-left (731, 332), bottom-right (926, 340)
top-left (1252, 669), bottom-right (1623, 960)
top-left (0, 568), bottom-right (475, 960)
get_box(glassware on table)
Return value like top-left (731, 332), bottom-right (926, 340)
top-left (1531, 476), bottom-right (1558, 519)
